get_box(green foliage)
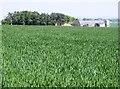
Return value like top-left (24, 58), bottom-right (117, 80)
top-left (1, 11), bottom-right (75, 25)
top-left (1, 19), bottom-right (11, 25)
top-left (2, 26), bottom-right (118, 87)
top-left (0, 26), bottom-right (2, 88)
top-left (66, 15), bottom-right (75, 23)
top-left (110, 21), bottom-right (118, 28)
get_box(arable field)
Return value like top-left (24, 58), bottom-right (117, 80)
top-left (2, 25), bottom-right (118, 87)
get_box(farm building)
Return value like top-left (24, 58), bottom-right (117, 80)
top-left (62, 19), bottom-right (110, 27)
top-left (55, 19), bottom-right (110, 27)
top-left (71, 20), bottom-right (109, 27)
top-left (62, 23), bottom-right (72, 26)
top-left (55, 22), bottom-right (61, 26)
top-left (79, 20), bottom-right (110, 27)
top-left (71, 19), bottom-right (80, 26)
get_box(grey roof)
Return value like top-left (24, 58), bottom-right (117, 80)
top-left (71, 20), bottom-right (80, 26)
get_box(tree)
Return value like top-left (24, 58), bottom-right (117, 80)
top-left (1, 11), bottom-right (76, 26)
top-left (65, 15), bottom-right (75, 23)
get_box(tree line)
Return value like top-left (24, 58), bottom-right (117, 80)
top-left (1, 11), bottom-right (76, 25)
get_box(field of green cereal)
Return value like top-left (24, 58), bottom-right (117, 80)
top-left (2, 25), bottom-right (118, 87)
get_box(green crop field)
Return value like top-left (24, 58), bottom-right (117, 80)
top-left (2, 25), bottom-right (119, 87)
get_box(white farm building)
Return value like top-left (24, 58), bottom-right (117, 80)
top-left (62, 19), bottom-right (110, 27)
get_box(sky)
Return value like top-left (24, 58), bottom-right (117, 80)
top-left (0, 0), bottom-right (119, 20)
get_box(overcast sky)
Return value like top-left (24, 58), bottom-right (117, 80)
top-left (0, 0), bottom-right (119, 20)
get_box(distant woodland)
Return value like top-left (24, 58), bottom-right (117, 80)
top-left (1, 11), bottom-right (76, 25)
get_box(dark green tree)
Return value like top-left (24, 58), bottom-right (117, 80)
top-left (1, 11), bottom-right (76, 25)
